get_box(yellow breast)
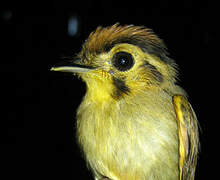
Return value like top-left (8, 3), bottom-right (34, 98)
top-left (76, 87), bottom-right (179, 180)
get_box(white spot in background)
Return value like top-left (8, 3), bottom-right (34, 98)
top-left (68, 15), bottom-right (78, 37)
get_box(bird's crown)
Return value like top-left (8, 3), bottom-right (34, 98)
top-left (80, 23), bottom-right (173, 65)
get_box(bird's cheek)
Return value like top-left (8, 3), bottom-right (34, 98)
top-left (108, 69), bottom-right (115, 75)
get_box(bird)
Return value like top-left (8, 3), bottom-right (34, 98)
top-left (51, 24), bottom-right (199, 180)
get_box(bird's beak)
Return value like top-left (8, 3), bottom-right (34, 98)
top-left (50, 59), bottom-right (95, 73)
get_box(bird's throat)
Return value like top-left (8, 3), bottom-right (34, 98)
top-left (84, 77), bottom-right (114, 104)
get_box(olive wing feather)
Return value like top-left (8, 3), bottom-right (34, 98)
top-left (173, 95), bottom-right (199, 180)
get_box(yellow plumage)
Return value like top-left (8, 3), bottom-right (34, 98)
top-left (51, 24), bottom-right (199, 180)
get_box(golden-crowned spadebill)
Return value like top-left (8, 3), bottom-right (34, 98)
top-left (51, 24), bottom-right (199, 180)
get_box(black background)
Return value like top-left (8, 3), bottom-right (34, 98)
top-left (1, 1), bottom-right (215, 179)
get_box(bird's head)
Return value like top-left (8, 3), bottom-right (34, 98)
top-left (51, 24), bottom-right (178, 101)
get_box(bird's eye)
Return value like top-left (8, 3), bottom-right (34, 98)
top-left (112, 52), bottom-right (134, 71)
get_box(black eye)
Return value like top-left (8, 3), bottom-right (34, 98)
top-left (112, 52), bottom-right (134, 71)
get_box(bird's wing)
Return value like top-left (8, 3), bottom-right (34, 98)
top-left (173, 95), bottom-right (199, 180)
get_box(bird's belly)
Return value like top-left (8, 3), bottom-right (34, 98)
top-left (76, 100), bottom-right (179, 180)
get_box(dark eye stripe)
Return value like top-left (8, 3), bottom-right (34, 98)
top-left (142, 62), bottom-right (163, 83)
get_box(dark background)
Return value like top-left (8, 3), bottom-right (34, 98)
top-left (1, 1), bottom-right (214, 179)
